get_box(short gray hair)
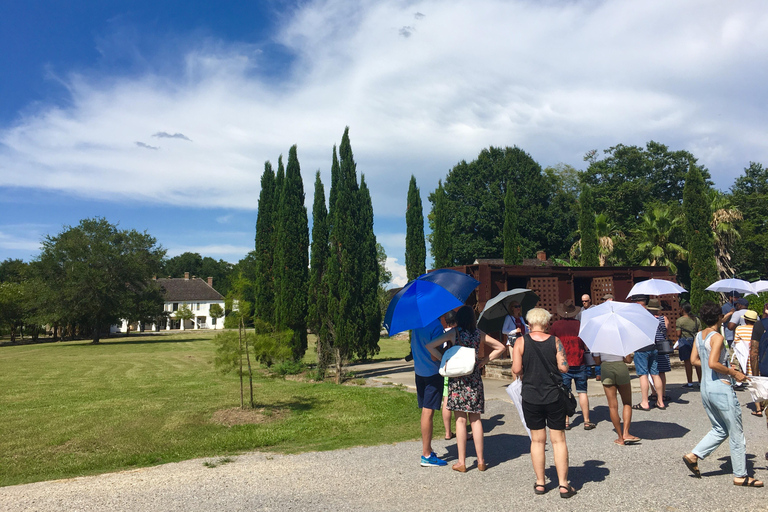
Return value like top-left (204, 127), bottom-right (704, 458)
top-left (526, 307), bottom-right (552, 328)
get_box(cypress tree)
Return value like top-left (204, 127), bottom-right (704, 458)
top-left (254, 162), bottom-right (276, 325)
top-left (405, 175), bottom-right (427, 281)
top-left (428, 180), bottom-right (452, 268)
top-left (274, 145), bottom-right (309, 360)
top-left (328, 146), bottom-right (340, 219)
top-left (358, 175), bottom-right (381, 360)
top-left (579, 185), bottom-right (599, 266)
top-left (308, 171), bottom-right (331, 377)
top-left (683, 163), bottom-right (718, 313)
top-left (503, 183), bottom-right (522, 264)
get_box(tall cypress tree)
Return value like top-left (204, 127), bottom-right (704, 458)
top-left (503, 183), bottom-right (522, 264)
top-left (683, 163), bottom-right (718, 313)
top-left (579, 185), bottom-right (599, 266)
top-left (274, 145), bottom-right (309, 360)
top-left (428, 180), bottom-right (452, 268)
top-left (358, 175), bottom-right (381, 360)
top-left (254, 162), bottom-right (276, 325)
top-left (308, 171), bottom-right (331, 377)
top-left (405, 175), bottom-right (427, 281)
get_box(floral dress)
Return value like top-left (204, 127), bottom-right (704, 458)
top-left (446, 327), bottom-right (484, 414)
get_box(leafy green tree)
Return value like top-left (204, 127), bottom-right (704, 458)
top-left (433, 146), bottom-right (557, 264)
top-left (254, 162), bottom-right (276, 326)
top-left (174, 303), bottom-right (195, 328)
top-left (427, 180), bottom-right (452, 268)
top-left (0, 258), bottom-right (26, 283)
top-left (123, 283), bottom-right (166, 334)
top-left (503, 183), bottom-right (522, 264)
top-left (708, 190), bottom-right (742, 279)
top-left (161, 252), bottom-right (231, 296)
top-left (209, 303), bottom-right (224, 327)
top-left (543, 164), bottom-right (580, 259)
top-left (308, 171), bottom-right (331, 378)
top-left (684, 164), bottom-right (719, 312)
top-left (36, 218), bottom-right (165, 343)
top-left (377, 243), bottom-right (393, 316)
top-left (595, 213), bottom-right (623, 267)
top-left (635, 205), bottom-right (688, 273)
top-left (358, 176), bottom-right (381, 360)
top-left (273, 145), bottom-right (309, 361)
top-left (405, 175), bottom-right (427, 280)
top-left (731, 162), bottom-right (768, 277)
top-left (0, 282), bottom-right (26, 341)
top-left (578, 185), bottom-right (599, 266)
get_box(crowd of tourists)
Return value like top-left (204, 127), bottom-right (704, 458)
top-left (410, 292), bottom-right (768, 498)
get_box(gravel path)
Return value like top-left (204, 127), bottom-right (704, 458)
top-left (3, 369), bottom-right (768, 511)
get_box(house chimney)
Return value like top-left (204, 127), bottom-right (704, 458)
top-left (207, 277), bottom-right (213, 287)
top-left (184, 272), bottom-right (190, 280)
top-left (536, 250), bottom-right (547, 262)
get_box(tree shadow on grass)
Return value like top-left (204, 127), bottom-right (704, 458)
top-left (59, 337), bottom-right (207, 346)
top-left (351, 363), bottom-right (415, 379)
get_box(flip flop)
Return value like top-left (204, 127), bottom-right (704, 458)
top-left (632, 404), bottom-right (651, 411)
top-left (445, 433), bottom-right (456, 440)
top-left (735, 477), bottom-right (764, 487)
top-left (683, 455), bottom-right (701, 478)
top-left (623, 437), bottom-right (641, 444)
top-left (752, 411), bottom-right (763, 417)
top-left (614, 439), bottom-right (625, 446)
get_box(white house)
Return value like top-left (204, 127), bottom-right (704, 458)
top-left (112, 272), bottom-right (226, 333)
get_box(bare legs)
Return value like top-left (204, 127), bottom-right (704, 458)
top-left (530, 428), bottom-right (569, 488)
top-left (604, 382), bottom-right (637, 444)
top-left (639, 374), bottom-right (665, 409)
top-left (442, 395), bottom-right (453, 439)
top-left (455, 412), bottom-right (484, 467)
top-left (684, 359), bottom-right (702, 385)
top-left (420, 408), bottom-right (435, 457)
top-left (578, 392), bottom-right (591, 424)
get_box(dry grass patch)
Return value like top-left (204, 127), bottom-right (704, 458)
top-left (211, 407), bottom-right (288, 427)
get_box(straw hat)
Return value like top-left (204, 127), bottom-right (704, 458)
top-left (646, 298), bottom-right (662, 312)
top-left (557, 299), bottom-right (581, 319)
top-left (744, 310), bottom-right (759, 322)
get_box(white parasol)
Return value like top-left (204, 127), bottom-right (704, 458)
top-left (578, 301), bottom-right (659, 357)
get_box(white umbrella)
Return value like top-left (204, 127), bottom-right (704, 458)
top-left (578, 301), bottom-right (659, 357)
top-left (705, 278), bottom-right (756, 296)
top-left (626, 279), bottom-right (686, 298)
top-left (752, 280), bottom-right (768, 294)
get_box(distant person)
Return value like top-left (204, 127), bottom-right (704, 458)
top-left (427, 305), bottom-right (505, 473)
top-left (721, 292), bottom-right (741, 347)
top-left (749, 302), bottom-right (768, 431)
top-left (734, 310), bottom-right (760, 415)
top-left (647, 298), bottom-right (671, 407)
top-left (727, 298), bottom-right (750, 336)
top-left (676, 303), bottom-right (702, 387)
top-left (632, 295), bottom-right (665, 410)
top-left (503, 300), bottom-right (528, 358)
top-left (683, 301), bottom-right (763, 487)
top-left (551, 299), bottom-right (594, 431)
top-left (411, 318), bottom-right (449, 467)
top-left (512, 308), bottom-right (576, 498)
top-left (592, 350), bottom-right (640, 446)
top-left (440, 310), bottom-right (458, 440)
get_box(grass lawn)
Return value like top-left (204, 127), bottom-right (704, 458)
top-left (0, 331), bottom-right (417, 486)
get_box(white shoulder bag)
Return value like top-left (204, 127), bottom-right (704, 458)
top-left (439, 345), bottom-right (476, 377)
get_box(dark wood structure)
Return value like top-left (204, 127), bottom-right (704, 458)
top-left (448, 261), bottom-right (683, 340)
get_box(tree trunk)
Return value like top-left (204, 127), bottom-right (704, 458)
top-left (92, 325), bottom-right (101, 344)
top-left (52, 324), bottom-right (59, 342)
top-left (238, 320), bottom-right (244, 409)
top-left (334, 347), bottom-right (343, 385)
top-left (242, 317), bottom-right (254, 408)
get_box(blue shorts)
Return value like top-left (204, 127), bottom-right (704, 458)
top-left (562, 366), bottom-right (588, 394)
top-left (634, 350), bottom-right (659, 376)
top-left (415, 373), bottom-right (444, 410)
top-left (678, 339), bottom-right (693, 361)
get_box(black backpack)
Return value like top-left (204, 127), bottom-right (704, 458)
top-left (758, 318), bottom-right (768, 376)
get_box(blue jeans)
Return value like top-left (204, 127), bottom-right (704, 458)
top-left (634, 349), bottom-right (658, 376)
top-left (562, 366), bottom-right (588, 394)
top-left (692, 380), bottom-right (746, 477)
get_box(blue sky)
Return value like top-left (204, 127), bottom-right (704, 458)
top-left (2, 1), bottom-right (767, 287)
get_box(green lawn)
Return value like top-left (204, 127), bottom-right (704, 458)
top-left (0, 331), bottom-right (417, 486)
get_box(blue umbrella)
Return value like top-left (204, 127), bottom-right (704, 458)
top-left (383, 269), bottom-right (480, 335)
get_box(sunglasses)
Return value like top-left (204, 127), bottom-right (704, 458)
top-left (511, 305), bottom-right (521, 308)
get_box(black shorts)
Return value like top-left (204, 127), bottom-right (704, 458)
top-left (522, 399), bottom-right (567, 430)
top-left (415, 373), bottom-right (443, 410)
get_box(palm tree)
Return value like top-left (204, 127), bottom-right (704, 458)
top-left (708, 190), bottom-right (742, 279)
top-left (635, 205), bottom-right (688, 274)
top-left (595, 213), bottom-right (624, 267)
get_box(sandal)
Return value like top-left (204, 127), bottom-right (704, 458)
top-left (565, 420), bottom-right (571, 430)
top-left (559, 485), bottom-right (577, 499)
top-left (752, 411), bottom-right (763, 417)
top-left (623, 436), bottom-right (641, 444)
top-left (735, 477), bottom-right (764, 487)
top-left (584, 422), bottom-right (596, 430)
top-left (534, 483), bottom-right (547, 495)
top-left (632, 404), bottom-right (651, 411)
top-left (683, 455), bottom-right (701, 478)
top-left (445, 432), bottom-right (456, 440)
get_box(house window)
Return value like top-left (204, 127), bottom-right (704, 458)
top-left (212, 316), bottom-right (216, 326)
top-left (173, 303), bottom-right (179, 311)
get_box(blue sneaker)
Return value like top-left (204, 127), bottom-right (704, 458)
top-left (420, 452), bottom-right (448, 467)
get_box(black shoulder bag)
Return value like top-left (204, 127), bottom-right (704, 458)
top-left (527, 334), bottom-right (577, 417)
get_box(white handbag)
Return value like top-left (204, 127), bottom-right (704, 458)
top-left (439, 345), bottom-right (476, 377)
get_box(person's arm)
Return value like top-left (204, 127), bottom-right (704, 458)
top-left (512, 337), bottom-right (524, 377)
top-left (708, 333), bottom-right (747, 382)
top-left (664, 315), bottom-right (670, 331)
top-left (556, 337), bottom-right (569, 374)
top-left (426, 329), bottom-right (455, 361)
top-left (478, 332), bottom-right (506, 369)
top-left (750, 334), bottom-right (760, 377)
top-left (726, 311), bottom-right (739, 332)
top-left (623, 354), bottom-right (633, 364)
top-left (593, 354), bottom-right (602, 366)
top-left (690, 340), bottom-right (701, 367)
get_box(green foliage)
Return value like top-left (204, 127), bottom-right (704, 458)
top-left (376, 243), bottom-right (392, 317)
top-left (427, 180), bottom-right (452, 268)
top-left (543, 164), bottom-right (580, 259)
top-left (405, 175), bottom-right (427, 280)
top-left (252, 319), bottom-right (294, 366)
top-left (433, 146), bottom-right (558, 264)
top-left (358, 177), bottom-right (382, 361)
top-left (254, 162), bottom-right (277, 325)
top-left (269, 360), bottom-right (306, 376)
top-left (35, 217), bottom-right (165, 343)
top-left (578, 185), bottom-right (599, 266)
top-left (209, 303), bottom-right (224, 320)
top-left (213, 330), bottom-right (254, 375)
top-left (503, 183), bottom-right (522, 264)
top-left (308, 171), bottom-right (331, 378)
top-left (123, 282), bottom-right (167, 333)
top-left (684, 164), bottom-right (719, 313)
top-left (634, 204), bottom-right (688, 274)
top-left (0, 258), bottom-right (26, 283)
top-left (731, 162), bottom-right (768, 277)
top-left (174, 303), bottom-right (195, 323)
top-left (273, 145), bottom-right (309, 361)
top-left (709, 189), bottom-right (742, 279)
top-left (162, 253), bottom-right (232, 296)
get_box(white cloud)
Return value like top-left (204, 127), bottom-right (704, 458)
top-left (1, 0), bottom-right (768, 227)
top-left (386, 256), bottom-right (408, 288)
